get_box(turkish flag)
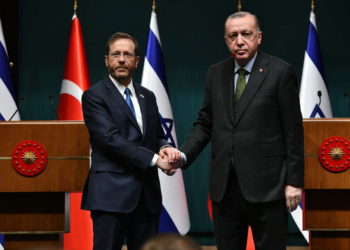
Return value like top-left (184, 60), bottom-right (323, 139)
top-left (208, 196), bottom-right (255, 249)
top-left (57, 14), bottom-right (92, 250)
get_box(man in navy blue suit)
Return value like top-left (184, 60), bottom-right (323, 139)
top-left (81, 32), bottom-right (179, 250)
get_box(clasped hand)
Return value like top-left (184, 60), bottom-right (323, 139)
top-left (156, 147), bottom-right (183, 176)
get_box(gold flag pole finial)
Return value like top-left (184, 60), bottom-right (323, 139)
top-left (237, 0), bottom-right (242, 11)
top-left (311, 0), bottom-right (315, 11)
top-left (74, 0), bottom-right (78, 15)
top-left (152, 0), bottom-right (156, 11)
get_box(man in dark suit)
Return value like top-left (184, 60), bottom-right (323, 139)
top-left (81, 32), bottom-right (180, 250)
top-left (163, 11), bottom-right (304, 249)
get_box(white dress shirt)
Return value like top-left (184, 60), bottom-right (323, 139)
top-left (233, 52), bottom-right (257, 91)
top-left (109, 75), bottom-right (143, 132)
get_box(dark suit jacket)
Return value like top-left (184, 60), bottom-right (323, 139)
top-left (181, 51), bottom-right (304, 203)
top-left (81, 76), bottom-right (168, 213)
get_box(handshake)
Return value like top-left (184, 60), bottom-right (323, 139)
top-left (156, 147), bottom-right (184, 176)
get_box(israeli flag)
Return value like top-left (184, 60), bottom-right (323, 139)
top-left (0, 234), bottom-right (3, 250)
top-left (300, 11), bottom-right (333, 119)
top-left (297, 11), bottom-right (333, 243)
top-left (0, 18), bottom-right (20, 122)
top-left (0, 18), bottom-right (20, 250)
top-left (141, 10), bottom-right (190, 235)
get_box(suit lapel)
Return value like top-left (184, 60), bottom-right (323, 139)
top-left (105, 78), bottom-right (142, 133)
top-left (134, 84), bottom-right (147, 135)
top-left (220, 58), bottom-right (235, 124)
top-left (234, 52), bottom-right (269, 127)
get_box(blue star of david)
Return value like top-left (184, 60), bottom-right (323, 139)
top-left (160, 115), bottom-right (176, 147)
top-left (310, 104), bottom-right (325, 118)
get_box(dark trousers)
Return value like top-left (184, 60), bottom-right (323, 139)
top-left (91, 194), bottom-right (160, 250)
top-left (212, 170), bottom-right (287, 250)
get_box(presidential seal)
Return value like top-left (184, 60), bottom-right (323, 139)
top-left (319, 136), bottom-right (350, 173)
top-left (11, 140), bottom-right (48, 177)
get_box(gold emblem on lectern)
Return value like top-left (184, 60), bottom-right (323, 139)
top-left (21, 151), bottom-right (38, 164)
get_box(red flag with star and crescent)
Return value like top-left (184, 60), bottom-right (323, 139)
top-left (57, 14), bottom-right (92, 250)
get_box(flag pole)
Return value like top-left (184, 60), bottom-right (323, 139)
top-left (74, 0), bottom-right (78, 15)
top-left (152, 0), bottom-right (156, 11)
top-left (237, 0), bottom-right (242, 11)
top-left (311, 0), bottom-right (315, 11)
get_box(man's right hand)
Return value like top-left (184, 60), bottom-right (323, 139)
top-left (156, 156), bottom-right (177, 176)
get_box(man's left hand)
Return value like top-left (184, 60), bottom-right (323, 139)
top-left (285, 185), bottom-right (302, 212)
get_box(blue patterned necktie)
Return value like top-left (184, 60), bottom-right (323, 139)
top-left (124, 88), bottom-right (136, 117)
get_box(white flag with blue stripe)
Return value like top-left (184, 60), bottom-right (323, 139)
top-left (0, 18), bottom-right (20, 250)
top-left (0, 18), bottom-right (20, 122)
top-left (300, 11), bottom-right (332, 119)
top-left (297, 10), bottom-right (333, 243)
top-left (141, 10), bottom-right (190, 235)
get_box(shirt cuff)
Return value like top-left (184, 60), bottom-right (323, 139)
top-left (181, 152), bottom-right (187, 164)
top-left (150, 154), bottom-right (159, 167)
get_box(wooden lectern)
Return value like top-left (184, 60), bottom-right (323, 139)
top-left (304, 118), bottom-right (350, 250)
top-left (0, 121), bottom-right (90, 249)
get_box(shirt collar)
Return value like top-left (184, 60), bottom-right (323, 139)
top-left (109, 75), bottom-right (136, 97)
top-left (234, 52), bottom-right (257, 74)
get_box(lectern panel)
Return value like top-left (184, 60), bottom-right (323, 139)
top-left (0, 121), bottom-right (90, 192)
top-left (305, 190), bottom-right (350, 229)
top-left (0, 192), bottom-right (65, 232)
top-left (304, 119), bottom-right (350, 189)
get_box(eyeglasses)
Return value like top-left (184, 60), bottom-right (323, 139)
top-left (109, 52), bottom-right (135, 60)
top-left (226, 31), bottom-right (257, 42)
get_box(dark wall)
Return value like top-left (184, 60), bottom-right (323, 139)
top-left (2, 0), bottom-right (350, 246)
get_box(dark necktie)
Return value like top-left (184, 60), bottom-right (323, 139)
top-left (234, 68), bottom-right (247, 101)
top-left (124, 88), bottom-right (136, 117)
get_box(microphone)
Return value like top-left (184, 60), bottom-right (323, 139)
top-left (9, 96), bottom-right (24, 121)
top-left (344, 93), bottom-right (350, 113)
top-left (48, 94), bottom-right (61, 120)
top-left (317, 90), bottom-right (322, 106)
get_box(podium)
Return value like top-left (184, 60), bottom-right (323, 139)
top-left (0, 121), bottom-right (90, 249)
top-left (304, 118), bottom-right (350, 250)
